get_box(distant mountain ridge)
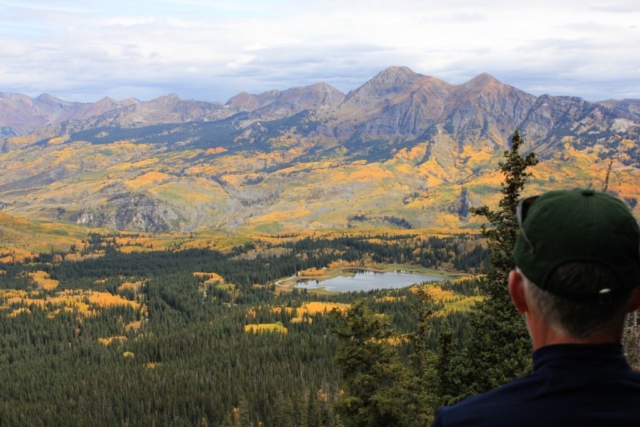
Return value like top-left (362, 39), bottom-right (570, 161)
top-left (2, 66), bottom-right (638, 155)
top-left (0, 92), bottom-right (139, 137)
top-left (0, 67), bottom-right (637, 233)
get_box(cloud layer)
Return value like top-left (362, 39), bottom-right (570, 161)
top-left (1, 0), bottom-right (639, 102)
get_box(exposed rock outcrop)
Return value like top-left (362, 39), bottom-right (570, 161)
top-left (72, 194), bottom-right (181, 232)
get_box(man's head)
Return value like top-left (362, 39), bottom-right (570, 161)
top-left (510, 189), bottom-right (640, 344)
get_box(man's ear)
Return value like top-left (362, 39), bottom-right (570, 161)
top-left (509, 270), bottom-right (529, 314)
top-left (627, 286), bottom-right (640, 313)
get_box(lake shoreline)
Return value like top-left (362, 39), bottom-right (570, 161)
top-left (275, 264), bottom-right (466, 294)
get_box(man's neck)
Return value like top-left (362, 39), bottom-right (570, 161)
top-left (526, 312), bottom-right (623, 351)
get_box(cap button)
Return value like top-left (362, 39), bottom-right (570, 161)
top-left (582, 189), bottom-right (595, 196)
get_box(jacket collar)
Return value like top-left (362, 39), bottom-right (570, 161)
top-left (532, 343), bottom-right (630, 372)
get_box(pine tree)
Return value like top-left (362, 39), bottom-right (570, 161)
top-left (306, 388), bottom-right (322, 427)
top-left (461, 129), bottom-right (538, 394)
top-left (272, 392), bottom-right (295, 427)
top-left (407, 286), bottom-right (438, 426)
top-left (221, 400), bottom-right (253, 427)
top-left (331, 300), bottom-right (411, 427)
top-left (435, 322), bottom-right (455, 405)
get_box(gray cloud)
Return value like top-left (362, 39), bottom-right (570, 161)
top-left (590, 4), bottom-right (640, 13)
top-left (0, 0), bottom-right (638, 103)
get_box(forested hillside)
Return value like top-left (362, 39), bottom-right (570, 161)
top-left (0, 232), bottom-right (484, 426)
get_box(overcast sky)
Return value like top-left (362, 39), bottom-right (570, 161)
top-left (1, 0), bottom-right (638, 103)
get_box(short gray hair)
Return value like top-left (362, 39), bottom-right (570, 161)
top-left (519, 263), bottom-right (634, 338)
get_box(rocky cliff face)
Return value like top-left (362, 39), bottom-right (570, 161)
top-left (338, 71), bottom-right (537, 150)
top-left (72, 194), bottom-right (182, 233)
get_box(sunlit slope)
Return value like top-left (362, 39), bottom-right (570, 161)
top-left (0, 212), bottom-right (90, 260)
top-left (0, 134), bottom-right (638, 233)
top-left (0, 210), bottom-right (255, 261)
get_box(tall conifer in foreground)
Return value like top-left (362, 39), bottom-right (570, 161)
top-left (331, 300), bottom-right (411, 427)
top-left (461, 129), bottom-right (538, 394)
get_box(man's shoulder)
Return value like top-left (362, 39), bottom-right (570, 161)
top-left (438, 373), bottom-right (540, 419)
top-left (432, 367), bottom-right (640, 427)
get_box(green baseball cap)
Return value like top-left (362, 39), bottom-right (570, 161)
top-left (513, 189), bottom-right (640, 302)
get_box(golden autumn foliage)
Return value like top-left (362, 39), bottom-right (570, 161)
top-left (412, 282), bottom-right (483, 317)
top-left (193, 272), bottom-right (225, 283)
top-left (244, 323), bottom-right (288, 334)
top-left (8, 307), bottom-right (29, 318)
top-left (27, 271), bottom-right (60, 290)
top-left (366, 336), bottom-right (409, 346)
top-left (300, 302), bottom-right (350, 315)
top-left (0, 124), bottom-right (637, 265)
top-left (347, 164), bottom-right (394, 182)
top-left (0, 118), bottom-right (636, 239)
top-left (0, 289), bottom-right (143, 318)
top-left (98, 336), bottom-right (128, 346)
top-left (0, 214), bottom-right (88, 260)
top-left (125, 171), bottom-right (172, 189)
top-left (374, 295), bottom-right (407, 303)
top-left (118, 281), bottom-right (145, 292)
top-left (268, 301), bottom-right (350, 323)
top-left (47, 308), bottom-right (74, 319)
top-left (48, 136), bottom-right (68, 145)
top-left (421, 286), bottom-right (458, 303)
top-left (299, 268), bottom-right (326, 277)
top-left (392, 143), bottom-right (428, 163)
top-left (86, 292), bottom-right (140, 309)
top-left (205, 147), bottom-right (228, 155)
top-left (317, 389), bottom-right (330, 402)
top-left (270, 306), bottom-right (287, 315)
top-left (125, 320), bottom-right (143, 331)
top-left (247, 209), bottom-right (312, 225)
top-left (327, 260), bottom-right (363, 269)
top-left (6, 135), bottom-right (38, 146)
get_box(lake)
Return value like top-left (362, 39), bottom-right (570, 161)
top-left (295, 270), bottom-right (446, 292)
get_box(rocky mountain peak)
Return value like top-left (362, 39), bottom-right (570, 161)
top-left (94, 97), bottom-right (119, 107)
top-left (35, 93), bottom-right (60, 102)
top-left (98, 96), bottom-right (117, 102)
top-left (274, 83), bottom-right (345, 109)
top-left (459, 73), bottom-right (504, 93)
top-left (376, 65), bottom-right (422, 80)
top-left (226, 83), bottom-right (345, 117)
top-left (34, 93), bottom-right (78, 110)
top-left (0, 92), bottom-right (29, 102)
top-left (145, 93), bottom-right (184, 108)
top-left (159, 93), bottom-right (182, 101)
top-left (71, 96), bottom-right (132, 120)
top-left (121, 98), bottom-right (140, 107)
top-left (226, 91), bottom-right (274, 112)
top-left (342, 66), bottom-right (425, 107)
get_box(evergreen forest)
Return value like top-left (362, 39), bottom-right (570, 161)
top-left (0, 232), bottom-right (485, 426)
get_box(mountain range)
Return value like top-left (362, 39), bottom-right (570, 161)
top-left (0, 66), bottom-right (638, 234)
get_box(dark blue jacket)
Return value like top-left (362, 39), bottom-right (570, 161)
top-left (431, 343), bottom-right (640, 426)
